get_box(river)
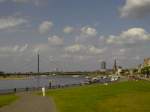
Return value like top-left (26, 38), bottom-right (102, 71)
top-left (0, 75), bottom-right (86, 92)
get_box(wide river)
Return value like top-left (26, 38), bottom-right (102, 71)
top-left (0, 75), bottom-right (86, 91)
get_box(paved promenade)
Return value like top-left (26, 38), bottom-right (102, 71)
top-left (0, 92), bottom-right (56, 112)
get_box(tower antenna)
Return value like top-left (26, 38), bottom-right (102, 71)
top-left (37, 52), bottom-right (40, 88)
top-left (38, 52), bottom-right (39, 73)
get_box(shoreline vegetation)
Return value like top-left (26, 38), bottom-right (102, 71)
top-left (47, 81), bottom-right (150, 112)
top-left (0, 94), bottom-right (18, 107)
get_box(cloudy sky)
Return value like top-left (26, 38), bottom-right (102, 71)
top-left (0, 0), bottom-right (150, 72)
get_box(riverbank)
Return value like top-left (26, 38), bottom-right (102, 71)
top-left (47, 80), bottom-right (150, 112)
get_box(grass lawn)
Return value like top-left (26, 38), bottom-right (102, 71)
top-left (0, 94), bottom-right (18, 107)
top-left (47, 81), bottom-right (150, 112)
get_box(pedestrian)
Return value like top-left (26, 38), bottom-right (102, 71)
top-left (49, 80), bottom-right (52, 89)
top-left (14, 88), bottom-right (16, 93)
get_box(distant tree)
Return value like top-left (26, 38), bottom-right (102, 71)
top-left (133, 69), bottom-right (138, 74)
top-left (0, 71), bottom-right (4, 75)
top-left (0, 71), bottom-right (6, 78)
top-left (141, 66), bottom-right (150, 78)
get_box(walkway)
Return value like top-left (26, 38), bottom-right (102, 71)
top-left (0, 92), bottom-right (56, 112)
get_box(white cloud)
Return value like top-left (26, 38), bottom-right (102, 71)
top-left (65, 44), bottom-right (85, 53)
top-left (113, 48), bottom-right (128, 56)
top-left (0, 0), bottom-right (41, 5)
top-left (12, 0), bottom-right (29, 3)
top-left (88, 46), bottom-right (105, 54)
top-left (63, 26), bottom-right (74, 34)
top-left (0, 44), bottom-right (28, 53)
top-left (81, 26), bottom-right (97, 36)
top-left (120, 0), bottom-right (150, 18)
top-left (19, 44), bottom-right (28, 52)
top-left (32, 44), bottom-right (48, 55)
top-left (107, 27), bottom-right (150, 45)
top-left (119, 48), bottom-right (126, 53)
top-left (39, 21), bottom-right (53, 34)
top-left (65, 44), bottom-right (105, 55)
top-left (60, 54), bottom-right (72, 59)
top-left (13, 45), bottom-right (19, 52)
top-left (0, 16), bottom-right (28, 30)
top-left (48, 35), bottom-right (64, 46)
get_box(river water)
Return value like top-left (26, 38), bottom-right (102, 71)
top-left (0, 75), bottom-right (86, 91)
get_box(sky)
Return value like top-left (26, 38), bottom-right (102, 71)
top-left (0, 0), bottom-right (150, 72)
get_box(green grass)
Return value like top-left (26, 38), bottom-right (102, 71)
top-left (0, 94), bottom-right (18, 107)
top-left (47, 81), bottom-right (150, 112)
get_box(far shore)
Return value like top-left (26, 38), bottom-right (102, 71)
top-left (0, 76), bottom-right (31, 80)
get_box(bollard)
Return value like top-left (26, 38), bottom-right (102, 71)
top-left (42, 87), bottom-right (46, 97)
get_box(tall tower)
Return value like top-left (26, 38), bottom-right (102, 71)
top-left (37, 52), bottom-right (40, 88)
top-left (37, 53), bottom-right (40, 73)
top-left (113, 59), bottom-right (117, 72)
top-left (101, 61), bottom-right (106, 70)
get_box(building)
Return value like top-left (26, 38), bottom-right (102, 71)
top-left (113, 59), bottom-right (117, 72)
top-left (144, 58), bottom-right (150, 67)
top-left (137, 64), bottom-right (142, 73)
top-left (101, 61), bottom-right (106, 71)
top-left (117, 66), bottom-right (122, 76)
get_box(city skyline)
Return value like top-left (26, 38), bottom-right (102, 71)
top-left (0, 0), bottom-right (150, 72)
